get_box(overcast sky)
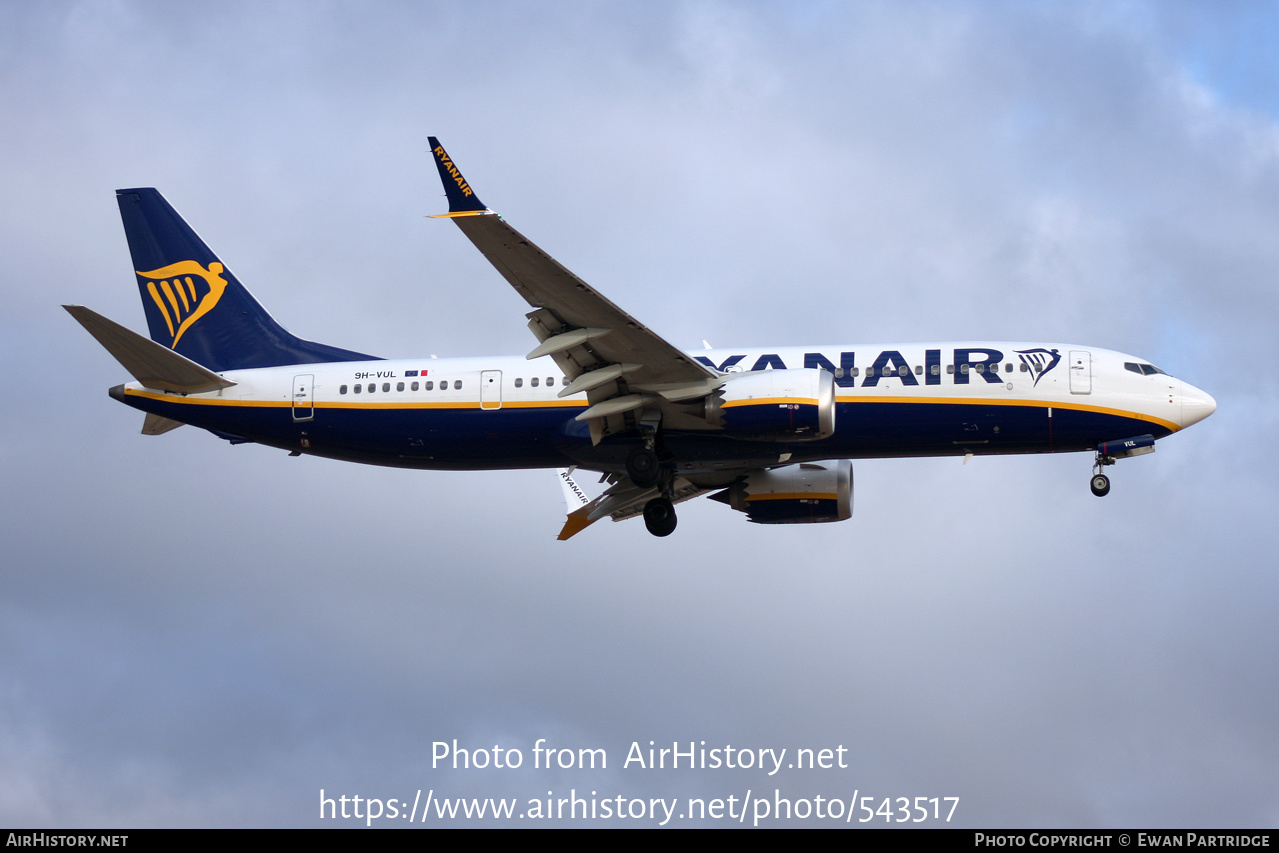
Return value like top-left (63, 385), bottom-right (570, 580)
top-left (2, 0), bottom-right (1277, 828)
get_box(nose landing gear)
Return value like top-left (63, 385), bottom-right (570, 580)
top-left (1088, 434), bottom-right (1156, 497)
top-left (1090, 449), bottom-right (1115, 497)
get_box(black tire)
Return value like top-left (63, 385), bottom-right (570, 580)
top-left (626, 447), bottom-right (660, 488)
top-left (643, 497), bottom-right (677, 537)
top-left (1090, 474), bottom-right (1110, 497)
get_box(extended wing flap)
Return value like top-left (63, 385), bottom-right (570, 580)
top-left (64, 305), bottom-right (236, 394)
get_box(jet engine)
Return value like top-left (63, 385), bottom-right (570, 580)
top-left (705, 368), bottom-right (836, 441)
top-left (710, 460), bottom-right (852, 524)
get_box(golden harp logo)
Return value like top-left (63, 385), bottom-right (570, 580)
top-left (136, 261), bottom-right (228, 348)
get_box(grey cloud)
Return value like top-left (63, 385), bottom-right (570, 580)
top-left (1, 0), bottom-right (1274, 827)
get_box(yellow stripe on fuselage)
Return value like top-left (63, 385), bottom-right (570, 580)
top-left (122, 388), bottom-right (589, 410)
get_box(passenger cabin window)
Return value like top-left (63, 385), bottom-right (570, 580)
top-left (947, 365), bottom-right (955, 375)
top-left (411, 381), bottom-right (419, 391)
top-left (514, 378), bottom-right (523, 388)
top-left (547, 377), bottom-right (554, 387)
top-left (914, 365), bottom-right (923, 375)
top-left (530, 377), bottom-right (539, 387)
top-left (425, 381), bottom-right (433, 390)
top-left (340, 385), bottom-right (348, 395)
top-left (453, 380), bottom-right (462, 390)
top-left (397, 382), bottom-right (405, 392)
top-left (930, 365), bottom-right (940, 376)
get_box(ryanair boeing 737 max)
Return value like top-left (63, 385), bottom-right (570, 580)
top-left (65, 139), bottom-right (1216, 538)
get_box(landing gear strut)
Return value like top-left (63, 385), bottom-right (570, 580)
top-left (633, 411), bottom-right (676, 534)
top-left (626, 413), bottom-right (664, 488)
top-left (1090, 450), bottom-right (1114, 497)
top-left (643, 496), bottom-right (677, 537)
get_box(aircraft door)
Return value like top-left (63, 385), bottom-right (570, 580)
top-left (1069, 351), bottom-right (1091, 395)
top-left (480, 370), bottom-right (502, 410)
top-left (292, 374), bottom-right (315, 420)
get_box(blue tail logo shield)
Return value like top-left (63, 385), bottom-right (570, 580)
top-left (137, 260), bottom-right (228, 349)
top-left (116, 187), bottom-right (378, 371)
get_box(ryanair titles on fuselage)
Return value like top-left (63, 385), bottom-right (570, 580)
top-left (694, 346), bottom-right (1062, 387)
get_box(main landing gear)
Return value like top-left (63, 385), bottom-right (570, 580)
top-left (1090, 449), bottom-right (1114, 497)
top-left (643, 496), bottom-right (677, 537)
top-left (627, 424), bottom-right (677, 536)
top-left (632, 446), bottom-right (677, 536)
top-left (626, 446), bottom-right (660, 488)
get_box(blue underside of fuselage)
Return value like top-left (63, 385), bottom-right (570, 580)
top-left (118, 392), bottom-right (1171, 473)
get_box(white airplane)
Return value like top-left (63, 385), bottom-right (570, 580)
top-left (66, 138), bottom-right (1216, 539)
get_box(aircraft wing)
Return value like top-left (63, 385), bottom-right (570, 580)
top-left (428, 138), bottom-right (719, 443)
top-left (555, 468), bottom-right (717, 540)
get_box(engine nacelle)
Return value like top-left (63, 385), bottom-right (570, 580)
top-left (713, 460), bottom-right (853, 524)
top-left (705, 368), bottom-right (836, 441)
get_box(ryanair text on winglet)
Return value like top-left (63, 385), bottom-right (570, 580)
top-left (433, 145), bottom-right (474, 197)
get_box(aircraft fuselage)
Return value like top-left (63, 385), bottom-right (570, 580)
top-left (111, 342), bottom-right (1215, 475)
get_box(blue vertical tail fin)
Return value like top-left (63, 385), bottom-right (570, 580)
top-left (116, 188), bottom-right (377, 372)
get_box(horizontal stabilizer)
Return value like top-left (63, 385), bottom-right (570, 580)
top-left (141, 412), bottom-right (185, 435)
top-left (64, 305), bottom-right (236, 394)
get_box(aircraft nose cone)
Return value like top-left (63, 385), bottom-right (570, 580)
top-left (1180, 381), bottom-right (1217, 428)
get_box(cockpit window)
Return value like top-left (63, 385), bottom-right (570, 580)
top-left (1126, 362), bottom-right (1167, 376)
